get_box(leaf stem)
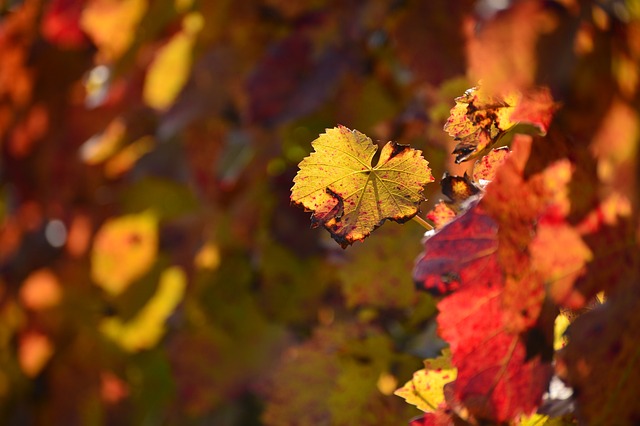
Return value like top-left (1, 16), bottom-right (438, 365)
top-left (412, 215), bottom-right (433, 231)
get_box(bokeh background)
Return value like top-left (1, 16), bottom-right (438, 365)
top-left (0, 0), bottom-right (620, 424)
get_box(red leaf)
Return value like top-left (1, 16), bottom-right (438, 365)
top-left (41, 0), bottom-right (88, 49)
top-left (425, 201), bottom-right (456, 230)
top-left (437, 281), bottom-right (551, 422)
top-left (413, 206), bottom-right (499, 297)
top-left (472, 147), bottom-right (510, 183)
top-left (510, 87), bottom-right (556, 134)
top-left (466, 1), bottom-right (553, 92)
top-left (409, 407), bottom-right (457, 426)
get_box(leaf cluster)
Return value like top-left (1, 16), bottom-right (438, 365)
top-left (293, 2), bottom-right (640, 425)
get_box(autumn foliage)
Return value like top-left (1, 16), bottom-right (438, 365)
top-left (1, 0), bottom-right (639, 425)
top-left (295, 1), bottom-right (640, 425)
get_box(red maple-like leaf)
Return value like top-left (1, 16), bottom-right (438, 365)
top-left (437, 277), bottom-right (552, 422)
top-left (472, 147), bottom-right (510, 183)
top-left (413, 205), bottom-right (499, 296)
top-left (415, 205), bottom-right (551, 422)
top-left (509, 87), bottom-right (556, 135)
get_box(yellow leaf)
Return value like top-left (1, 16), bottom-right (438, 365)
top-left (143, 13), bottom-right (203, 111)
top-left (291, 126), bottom-right (433, 247)
top-left (81, 0), bottom-right (147, 62)
top-left (444, 87), bottom-right (518, 163)
top-left (91, 211), bottom-right (158, 296)
top-left (394, 348), bottom-right (457, 412)
top-left (554, 313), bottom-right (570, 351)
top-left (516, 413), bottom-right (576, 425)
top-left (100, 266), bottom-right (187, 352)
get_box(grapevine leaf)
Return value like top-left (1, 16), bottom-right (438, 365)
top-left (291, 126), bottom-right (433, 248)
top-left (440, 173), bottom-right (480, 203)
top-left (571, 194), bottom-right (635, 306)
top-left (413, 206), bottom-right (499, 297)
top-left (472, 147), bottom-right (510, 182)
top-left (415, 179), bottom-right (556, 422)
top-left (530, 217), bottom-right (592, 309)
top-left (394, 348), bottom-right (457, 413)
top-left (409, 408), bottom-right (457, 426)
top-left (554, 313), bottom-right (570, 351)
top-left (444, 87), bottom-right (518, 163)
top-left (437, 280), bottom-right (552, 422)
top-left (509, 87), bottom-right (556, 135)
top-left (426, 201), bottom-right (457, 230)
top-left (444, 86), bottom-right (555, 163)
top-left (143, 13), bottom-right (203, 111)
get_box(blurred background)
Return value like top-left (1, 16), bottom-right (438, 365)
top-left (0, 0), bottom-right (538, 424)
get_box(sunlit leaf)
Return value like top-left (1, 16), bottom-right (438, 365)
top-left (291, 126), bottom-right (433, 247)
top-left (554, 313), bottom-right (570, 351)
top-left (143, 13), bottom-right (203, 111)
top-left (440, 172), bottom-right (480, 203)
top-left (444, 87), bottom-right (518, 163)
top-left (80, 0), bottom-right (147, 62)
top-left (426, 201), bottom-right (456, 230)
top-left (394, 348), bottom-right (456, 412)
top-left (472, 147), bottom-right (510, 183)
top-left (444, 86), bottom-right (555, 163)
top-left (91, 211), bottom-right (158, 296)
top-left (100, 266), bottom-right (186, 352)
top-left (531, 218), bottom-right (592, 309)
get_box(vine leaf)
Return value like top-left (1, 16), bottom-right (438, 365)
top-left (438, 278), bottom-right (551, 422)
top-left (414, 206), bottom-right (499, 297)
top-left (414, 203), bottom-right (552, 422)
top-left (444, 87), bottom-right (555, 164)
top-left (444, 87), bottom-right (518, 163)
top-left (394, 349), bottom-right (457, 413)
top-left (291, 125), bottom-right (433, 248)
top-left (472, 146), bottom-right (510, 182)
top-left (426, 201), bottom-right (456, 229)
